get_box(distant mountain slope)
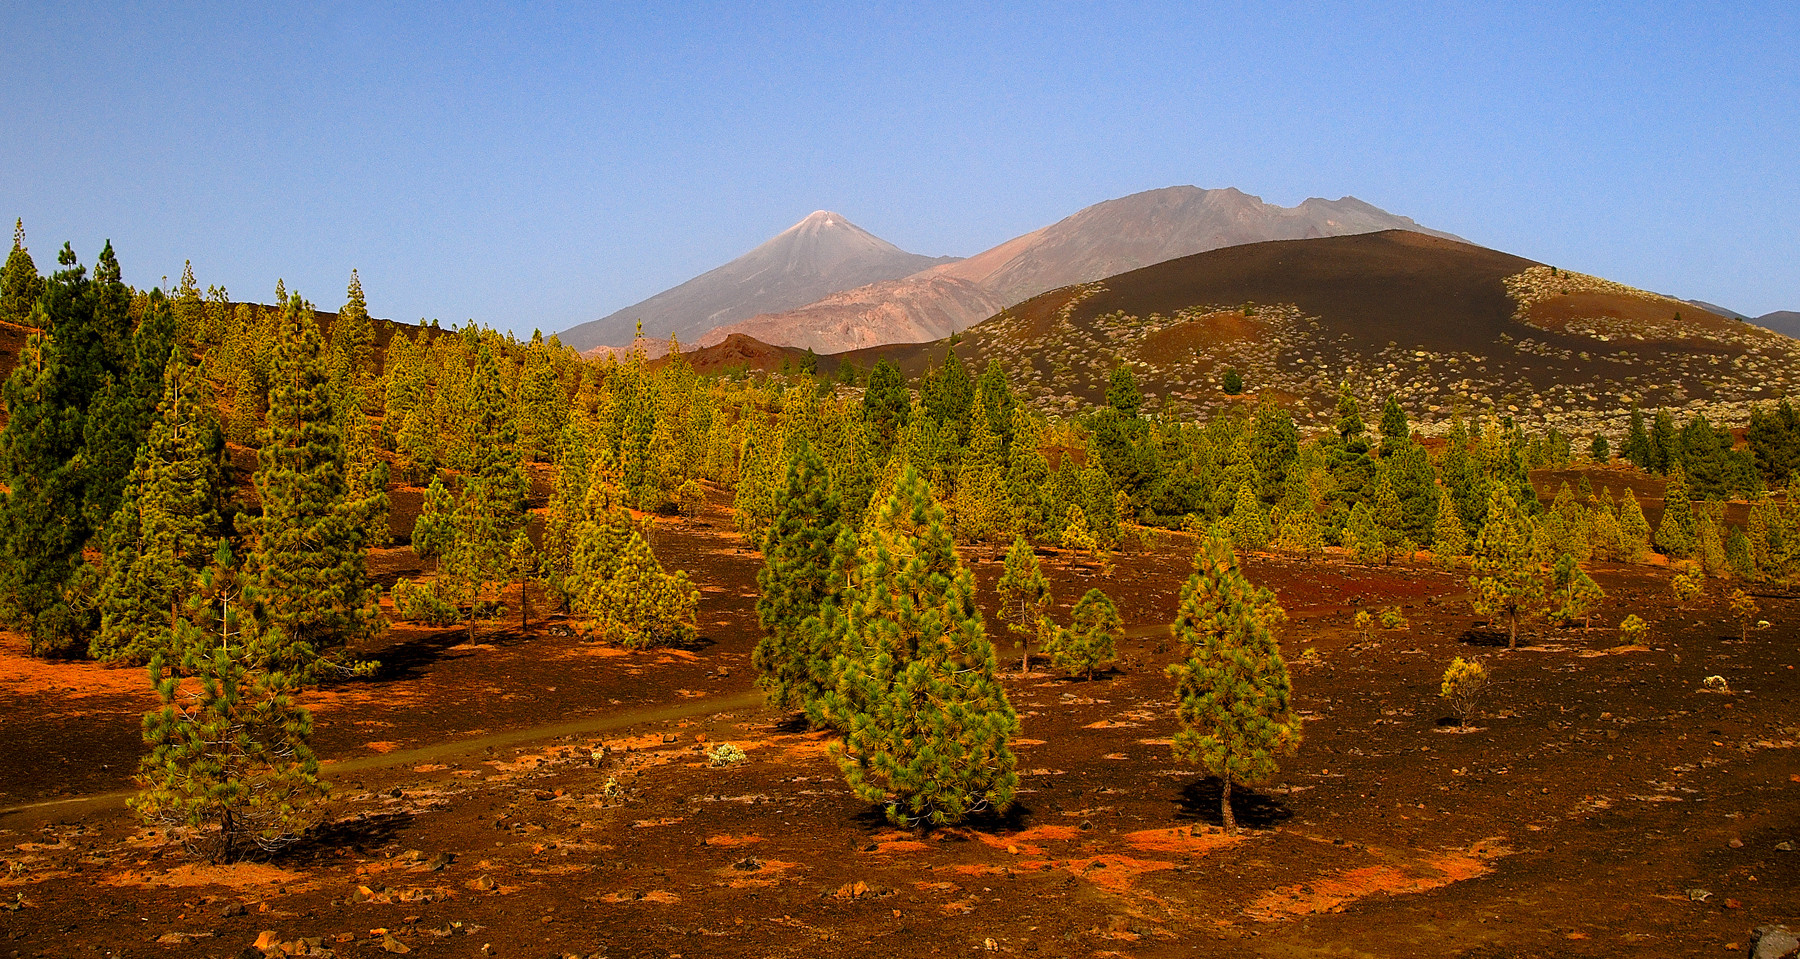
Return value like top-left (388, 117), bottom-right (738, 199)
top-left (559, 211), bottom-right (957, 352)
top-left (700, 186), bottom-right (1463, 352)
top-left (837, 230), bottom-right (1800, 439)
top-left (1753, 310), bottom-right (1800, 338)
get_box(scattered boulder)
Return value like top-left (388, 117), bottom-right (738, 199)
top-left (1751, 926), bottom-right (1799, 959)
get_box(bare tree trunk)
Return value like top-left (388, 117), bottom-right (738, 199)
top-left (1221, 776), bottom-right (1236, 834)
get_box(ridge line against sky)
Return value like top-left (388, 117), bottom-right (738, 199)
top-left (3, 2), bottom-right (1796, 335)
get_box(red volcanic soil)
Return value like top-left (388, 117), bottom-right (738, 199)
top-left (2, 494), bottom-right (1797, 957)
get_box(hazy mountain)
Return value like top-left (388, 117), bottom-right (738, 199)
top-left (559, 211), bottom-right (958, 351)
top-left (1754, 311), bottom-right (1800, 338)
top-left (1686, 299), bottom-right (1749, 320)
top-left (699, 186), bottom-right (1464, 353)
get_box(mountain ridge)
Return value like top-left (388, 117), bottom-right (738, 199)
top-left (695, 186), bottom-right (1465, 352)
top-left (558, 211), bottom-right (957, 352)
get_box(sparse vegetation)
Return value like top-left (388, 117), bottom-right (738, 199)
top-left (1440, 656), bottom-right (1491, 730)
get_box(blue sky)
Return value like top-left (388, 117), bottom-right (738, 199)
top-left (3, 2), bottom-right (1796, 335)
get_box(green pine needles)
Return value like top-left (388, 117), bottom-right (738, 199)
top-left (753, 441), bottom-right (845, 712)
top-left (823, 465), bottom-right (1019, 828)
top-left (241, 294), bottom-right (381, 681)
top-left (131, 544), bottom-right (325, 862)
top-left (1047, 587), bottom-right (1119, 680)
top-left (1167, 535), bottom-right (1301, 833)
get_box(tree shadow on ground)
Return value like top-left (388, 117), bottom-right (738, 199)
top-left (769, 713), bottom-right (812, 735)
top-left (278, 810), bottom-right (415, 866)
top-left (846, 799), bottom-right (1033, 838)
top-left (1458, 627), bottom-right (1511, 648)
top-left (1174, 777), bottom-right (1292, 830)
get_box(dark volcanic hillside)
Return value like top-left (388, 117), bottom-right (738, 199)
top-left (1754, 310), bottom-right (1800, 338)
top-left (844, 230), bottom-right (1800, 438)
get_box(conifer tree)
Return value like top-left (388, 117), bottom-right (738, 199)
top-left (995, 535), bottom-right (1051, 672)
top-left (132, 543), bottom-right (325, 862)
top-left (950, 390), bottom-right (1009, 541)
top-left (1061, 504), bottom-right (1099, 558)
top-left (1341, 501), bottom-right (1383, 565)
top-left (1621, 405), bottom-right (1653, 470)
top-left (1225, 480), bottom-right (1270, 551)
top-left (1049, 587), bottom-right (1120, 680)
top-left (240, 294), bottom-right (381, 680)
top-left (753, 442), bottom-right (845, 712)
top-left (1548, 554), bottom-right (1603, 628)
top-left (1368, 467), bottom-right (1407, 562)
top-left (81, 290), bottom-right (178, 533)
top-left (94, 349), bottom-right (223, 664)
top-left (329, 270), bottom-right (376, 407)
top-left (861, 359), bottom-right (911, 454)
top-left (0, 327), bottom-right (90, 653)
top-left (1468, 484), bottom-right (1542, 648)
top-left (825, 465), bottom-right (1018, 828)
top-left (588, 530), bottom-right (700, 648)
top-left (1656, 467), bottom-right (1696, 558)
top-left (1167, 535), bottom-right (1301, 833)
top-left (0, 219), bottom-right (44, 327)
top-left (1617, 490), bottom-right (1653, 562)
top-left (1431, 485), bottom-right (1469, 566)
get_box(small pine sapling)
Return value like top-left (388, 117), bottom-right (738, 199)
top-left (1354, 609), bottom-right (1374, 641)
top-left (1671, 567), bottom-right (1705, 606)
top-left (1379, 607), bottom-right (1409, 630)
top-left (1051, 588), bottom-right (1120, 680)
top-left (995, 536), bottom-right (1051, 673)
top-left (1727, 589), bottom-right (1758, 641)
top-left (1618, 613), bottom-right (1648, 646)
top-left (1440, 657), bottom-right (1491, 730)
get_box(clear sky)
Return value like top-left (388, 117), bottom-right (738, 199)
top-left (4, 1), bottom-right (1796, 335)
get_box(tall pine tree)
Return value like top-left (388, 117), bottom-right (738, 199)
top-left (241, 294), bottom-right (381, 681)
top-left (824, 465), bottom-right (1018, 828)
top-left (753, 441), bottom-right (845, 712)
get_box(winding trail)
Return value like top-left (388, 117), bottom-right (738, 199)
top-left (0, 688), bottom-right (765, 829)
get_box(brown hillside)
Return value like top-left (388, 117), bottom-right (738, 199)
top-left (841, 231), bottom-right (1800, 438)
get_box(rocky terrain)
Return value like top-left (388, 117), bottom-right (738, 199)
top-left (842, 231), bottom-right (1800, 440)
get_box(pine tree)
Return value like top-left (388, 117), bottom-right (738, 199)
top-left (825, 465), bottom-right (1018, 828)
top-left (0, 219), bottom-right (44, 327)
top-left (329, 270), bottom-right (376, 408)
top-left (1431, 486), bottom-right (1469, 567)
top-left (131, 543), bottom-right (325, 862)
top-left (588, 530), bottom-right (700, 649)
top-left (1341, 501), bottom-right (1383, 565)
top-left (949, 390), bottom-right (1009, 541)
top-left (81, 290), bottom-right (177, 533)
top-left (995, 535), bottom-right (1051, 672)
top-left (0, 327), bottom-right (90, 654)
top-left (1225, 480), bottom-right (1270, 551)
top-left (1656, 467), bottom-right (1696, 558)
top-left (1621, 405), bottom-right (1653, 470)
top-left (861, 359), bottom-right (911, 454)
top-left (1617, 490), bottom-right (1653, 562)
top-left (240, 294), bottom-right (381, 681)
top-left (1548, 554), bottom-right (1603, 629)
top-left (94, 349), bottom-right (223, 664)
top-left (753, 442), bottom-right (845, 712)
top-left (1049, 587), bottom-right (1120, 680)
top-left (1167, 535), bottom-right (1301, 834)
top-left (1468, 485), bottom-right (1542, 648)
